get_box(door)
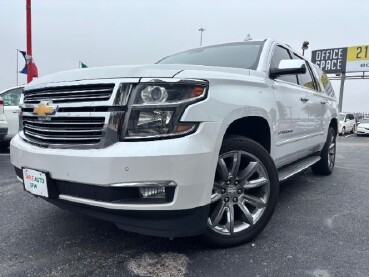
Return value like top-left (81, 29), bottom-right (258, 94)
top-left (1, 87), bottom-right (22, 138)
top-left (291, 55), bottom-right (325, 136)
top-left (270, 45), bottom-right (311, 165)
top-left (347, 114), bottom-right (355, 132)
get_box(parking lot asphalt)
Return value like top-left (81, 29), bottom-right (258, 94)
top-left (1, 135), bottom-right (369, 277)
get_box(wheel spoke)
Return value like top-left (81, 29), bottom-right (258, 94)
top-left (229, 152), bottom-right (241, 179)
top-left (329, 142), bottom-right (335, 150)
top-left (239, 162), bottom-right (259, 182)
top-left (225, 205), bottom-right (235, 234)
top-left (214, 182), bottom-right (226, 190)
top-left (217, 158), bottom-right (229, 181)
top-left (242, 193), bottom-right (266, 208)
top-left (238, 201), bottom-right (254, 226)
top-left (209, 201), bottom-right (226, 227)
top-left (243, 177), bottom-right (268, 189)
top-left (211, 192), bottom-right (222, 203)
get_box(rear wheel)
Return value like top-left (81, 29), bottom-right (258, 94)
top-left (341, 127), bottom-right (345, 136)
top-left (312, 127), bottom-right (336, 175)
top-left (203, 136), bottom-right (279, 247)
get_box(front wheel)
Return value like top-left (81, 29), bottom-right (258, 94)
top-left (202, 136), bottom-right (279, 247)
top-left (341, 127), bottom-right (345, 136)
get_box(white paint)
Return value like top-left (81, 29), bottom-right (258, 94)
top-left (127, 252), bottom-right (189, 277)
top-left (308, 269), bottom-right (331, 277)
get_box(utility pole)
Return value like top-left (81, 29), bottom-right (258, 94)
top-left (198, 28), bottom-right (205, 46)
top-left (338, 73), bottom-right (346, 112)
top-left (302, 41), bottom-right (309, 56)
top-left (26, 0), bottom-right (33, 83)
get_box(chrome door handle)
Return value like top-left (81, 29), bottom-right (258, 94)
top-left (321, 100), bottom-right (328, 105)
top-left (300, 97), bottom-right (309, 103)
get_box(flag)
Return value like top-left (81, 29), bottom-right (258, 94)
top-left (18, 50), bottom-right (38, 78)
top-left (19, 50), bottom-right (27, 74)
top-left (80, 61), bottom-right (88, 68)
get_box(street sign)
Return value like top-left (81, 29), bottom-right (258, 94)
top-left (311, 44), bottom-right (369, 74)
top-left (311, 48), bottom-right (347, 74)
top-left (346, 45), bottom-right (369, 72)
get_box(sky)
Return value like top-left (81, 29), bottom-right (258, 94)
top-left (0, 0), bottom-right (368, 112)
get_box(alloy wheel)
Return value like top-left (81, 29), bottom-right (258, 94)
top-left (328, 135), bottom-right (336, 169)
top-left (208, 151), bottom-right (270, 235)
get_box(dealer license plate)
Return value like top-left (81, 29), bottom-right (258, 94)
top-left (23, 168), bottom-right (49, 197)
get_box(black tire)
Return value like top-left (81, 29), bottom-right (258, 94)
top-left (311, 127), bottom-right (336, 175)
top-left (341, 127), bottom-right (345, 136)
top-left (202, 135), bottom-right (279, 247)
top-left (351, 125), bottom-right (355, 134)
top-left (0, 141), bottom-right (10, 150)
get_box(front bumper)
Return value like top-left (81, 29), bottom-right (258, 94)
top-left (11, 122), bottom-right (222, 236)
top-left (356, 127), bottom-right (369, 135)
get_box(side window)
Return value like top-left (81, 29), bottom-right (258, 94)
top-left (270, 46), bottom-right (298, 85)
top-left (1, 88), bottom-right (22, 106)
top-left (316, 67), bottom-right (335, 97)
top-left (292, 54), bottom-right (317, 91)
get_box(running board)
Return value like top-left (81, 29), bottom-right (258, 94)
top-left (278, 156), bottom-right (321, 182)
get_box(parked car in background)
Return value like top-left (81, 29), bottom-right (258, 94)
top-left (0, 86), bottom-right (23, 148)
top-left (0, 96), bottom-right (8, 148)
top-left (357, 118), bottom-right (369, 136)
top-left (338, 112), bottom-right (355, 135)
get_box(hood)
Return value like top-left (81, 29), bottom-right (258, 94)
top-left (358, 122), bottom-right (369, 128)
top-left (27, 64), bottom-right (260, 87)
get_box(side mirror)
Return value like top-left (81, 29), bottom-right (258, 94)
top-left (270, 59), bottom-right (307, 79)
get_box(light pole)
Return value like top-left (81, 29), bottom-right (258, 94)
top-left (302, 41), bottom-right (309, 56)
top-left (198, 28), bottom-right (205, 46)
top-left (26, 0), bottom-right (33, 83)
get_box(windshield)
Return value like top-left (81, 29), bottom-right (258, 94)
top-left (339, 114), bottom-right (345, 121)
top-left (157, 41), bottom-right (265, 70)
top-left (361, 118), bottom-right (369, 124)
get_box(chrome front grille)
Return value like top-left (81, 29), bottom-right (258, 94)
top-left (23, 84), bottom-right (115, 104)
top-left (22, 116), bottom-right (105, 145)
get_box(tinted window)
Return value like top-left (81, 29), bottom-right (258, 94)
top-left (158, 42), bottom-right (264, 70)
top-left (292, 54), bottom-right (317, 91)
top-left (270, 46), bottom-right (298, 84)
top-left (1, 87), bottom-right (22, 106)
top-left (315, 67), bottom-right (335, 97)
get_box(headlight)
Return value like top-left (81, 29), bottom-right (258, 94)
top-left (123, 80), bottom-right (208, 140)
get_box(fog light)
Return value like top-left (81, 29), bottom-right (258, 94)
top-left (139, 187), bottom-right (166, 198)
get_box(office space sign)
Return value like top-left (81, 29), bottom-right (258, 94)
top-left (311, 45), bottom-right (369, 74)
top-left (311, 48), bottom-right (347, 74)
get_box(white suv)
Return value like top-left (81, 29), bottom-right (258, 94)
top-left (10, 39), bottom-right (338, 247)
top-left (0, 86), bottom-right (23, 149)
top-left (338, 112), bottom-right (356, 135)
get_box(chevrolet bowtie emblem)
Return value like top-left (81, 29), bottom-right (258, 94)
top-left (33, 103), bottom-right (56, 117)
